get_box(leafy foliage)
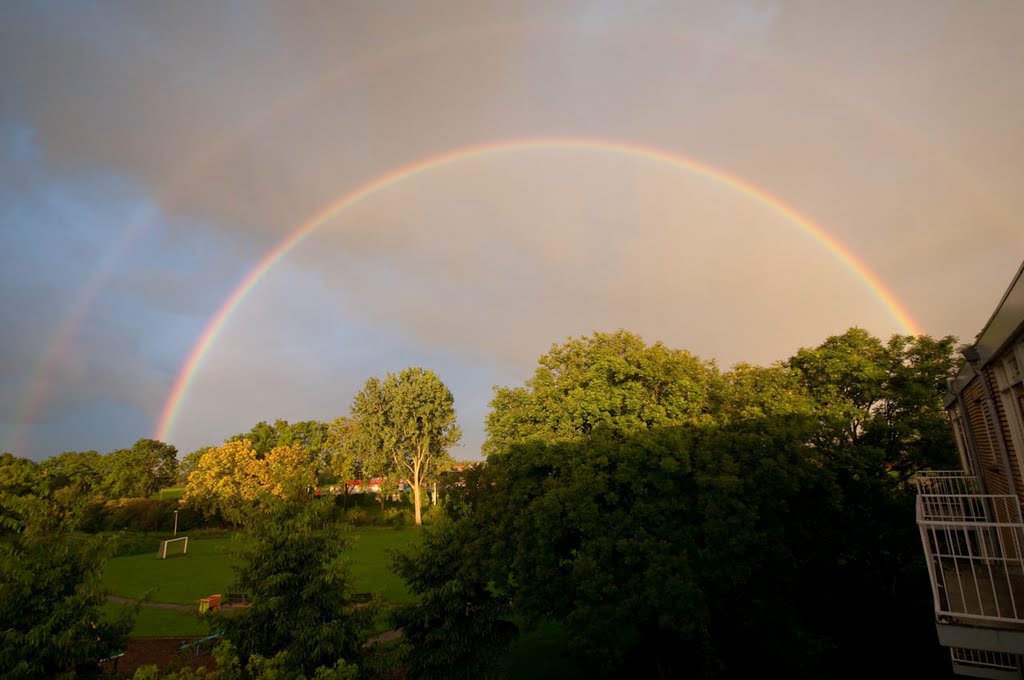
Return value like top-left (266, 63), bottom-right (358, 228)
top-left (398, 328), bottom-right (959, 678)
top-left (227, 419), bottom-right (331, 478)
top-left (484, 330), bottom-right (720, 455)
top-left (788, 329), bottom-right (960, 475)
top-left (323, 417), bottom-right (362, 505)
top-left (219, 503), bottom-right (372, 677)
top-left (183, 440), bottom-right (316, 523)
top-left (3, 439), bottom-right (180, 529)
top-left (102, 438), bottom-right (179, 499)
top-left (0, 495), bottom-right (132, 678)
top-left (350, 367), bottom-right (461, 525)
top-left (392, 515), bottom-right (515, 680)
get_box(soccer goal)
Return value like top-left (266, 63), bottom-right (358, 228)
top-left (159, 536), bottom-right (188, 559)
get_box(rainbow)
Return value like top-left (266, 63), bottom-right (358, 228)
top-left (153, 137), bottom-right (920, 442)
top-left (18, 17), bottom-right (1008, 455)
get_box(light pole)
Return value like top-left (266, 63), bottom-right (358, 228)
top-left (173, 510), bottom-right (179, 536)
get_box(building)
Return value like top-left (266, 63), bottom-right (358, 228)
top-left (916, 260), bottom-right (1024, 678)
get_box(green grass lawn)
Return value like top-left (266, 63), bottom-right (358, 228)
top-left (104, 526), bottom-right (421, 636)
top-left (345, 527), bottom-right (419, 604)
top-left (102, 535), bottom-right (242, 604)
top-left (101, 603), bottom-right (212, 638)
top-left (151, 486), bottom-right (186, 500)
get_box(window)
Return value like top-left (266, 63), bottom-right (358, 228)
top-left (996, 338), bottom-right (1024, 492)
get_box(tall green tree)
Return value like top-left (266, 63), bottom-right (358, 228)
top-left (102, 439), bottom-right (178, 498)
top-left (398, 328), bottom-right (959, 678)
top-left (177, 446), bottom-right (213, 485)
top-left (393, 515), bottom-right (515, 680)
top-left (720, 362), bottom-right (815, 421)
top-left (277, 420), bottom-right (330, 476)
top-left (34, 450), bottom-right (105, 525)
top-left (0, 494), bottom-right (132, 678)
top-left (0, 453), bottom-right (39, 498)
top-left (220, 502), bottom-right (373, 677)
top-left (484, 330), bottom-right (720, 456)
top-left (325, 417), bottom-right (360, 501)
top-left (787, 328), bottom-right (959, 475)
top-left (228, 419), bottom-right (330, 478)
top-left (227, 420), bottom-right (280, 456)
top-left (350, 367), bottom-right (461, 525)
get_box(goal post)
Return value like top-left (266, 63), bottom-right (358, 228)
top-left (159, 536), bottom-right (188, 559)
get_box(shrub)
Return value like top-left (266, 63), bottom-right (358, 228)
top-left (77, 498), bottom-right (176, 532)
top-left (381, 508), bottom-right (411, 527)
top-left (344, 507), bottom-right (369, 526)
top-left (420, 505), bottom-right (444, 525)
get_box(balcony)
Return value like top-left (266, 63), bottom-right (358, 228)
top-left (915, 470), bottom-right (984, 495)
top-left (950, 647), bottom-right (1021, 680)
top-left (916, 472), bottom-right (1024, 657)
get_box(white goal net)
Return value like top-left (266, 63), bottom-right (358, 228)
top-left (159, 536), bottom-right (188, 559)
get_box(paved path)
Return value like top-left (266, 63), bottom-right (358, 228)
top-left (105, 595), bottom-right (246, 611)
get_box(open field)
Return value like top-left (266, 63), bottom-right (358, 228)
top-left (345, 527), bottom-right (419, 603)
top-left (101, 603), bottom-right (211, 638)
top-left (102, 535), bottom-right (241, 604)
top-left (151, 486), bottom-right (186, 500)
top-left (103, 526), bottom-right (419, 636)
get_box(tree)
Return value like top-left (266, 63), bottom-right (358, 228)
top-left (401, 420), bottom-right (848, 677)
top-left (227, 419), bottom-right (330, 478)
top-left (220, 502), bottom-right (373, 677)
top-left (33, 450), bottom-right (106, 526)
top-left (484, 330), bottom-right (720, 456)
top-left (324, 417), bottom-right (360, 504)
top-left (350, 367), bottom-right (461, 526)
top-left (276, 420), bottom-right (330, 478)
top-left (873, 333), bottom-right (960, 474)
top-left (183, 440), bottom-right (315, 523)
top-left (177, 447), bottom-right (213, 485)
top-left (787, 328), bottom-right (959, 476)
top-left (720, 362), bottom-right (815, 421)
top-left (0, 494), bottom-right (132, 678)
top-left (226, 420), bottom-right (280, 456)
top-left (102, 439), bottom-right (178, 499)
top-left (392, 515), bottom-right (515, 680)
top-left (396, 329), bottom-right (960, 678)
top-left (0, 453), bottom-right (39, 497)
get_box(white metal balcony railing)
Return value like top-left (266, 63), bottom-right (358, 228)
top-left (916, 471), bottom-right (1024, 627)
top-left (913, 470), bottom-right (984, 495)
top-left (950, 646), bottom-right (1019, 672)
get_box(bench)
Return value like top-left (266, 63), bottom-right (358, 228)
top-left (225, 592), bottom-right (248, 606)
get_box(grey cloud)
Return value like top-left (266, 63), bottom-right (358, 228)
top-left (3, 1), bottom-right (1024, 457)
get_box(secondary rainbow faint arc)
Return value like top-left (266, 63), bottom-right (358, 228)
top-left (153, 136), bottom-right (921, 441)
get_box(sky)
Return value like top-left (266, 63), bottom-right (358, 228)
top-left (2, 1), bottom-right (1023, 461)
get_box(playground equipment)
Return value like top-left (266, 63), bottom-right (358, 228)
top-left (197, 593), bottom-right (221, 613)
top-left (159, 536), bottom-right (188, 559)
top-left (179, 632), bottom-right (223, 656)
